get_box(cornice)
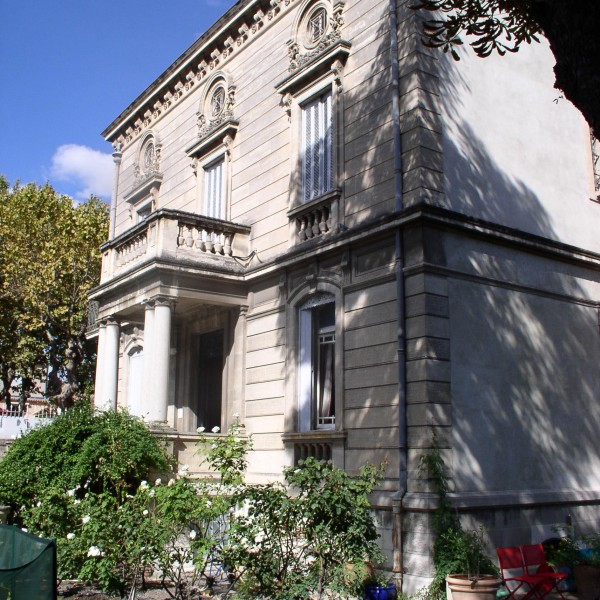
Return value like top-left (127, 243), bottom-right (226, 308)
top-left (102, 0), bottom-right (304, 149)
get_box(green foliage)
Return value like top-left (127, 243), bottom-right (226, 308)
top-left (545, 529), bottom-right (600, 569)
top-left (412, 1), bottom-right (541, 61)
top-left (0, 412), bottom-right (384, 598)
top-left (0, 403), bottom-right (171, 517)
top-left (196, 417), bottom-right (253, 486)
top-left (0, 177), bottom-right (109, 407)
top-left (225, 457), bottom-right (384, 599)
top-left (419, 438), bottom-right (496, 600)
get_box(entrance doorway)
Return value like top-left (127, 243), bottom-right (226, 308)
top-left (195, 329), bottom-right (224, 431)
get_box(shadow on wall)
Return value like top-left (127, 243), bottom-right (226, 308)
top-left (430, 44), bottom-right (600, 496)
top-left (339, 4), bottom-right (600, 503)
top-left (435, 45), bottom-right (559, 240)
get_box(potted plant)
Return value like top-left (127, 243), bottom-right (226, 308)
top-left (443, 526), bottom-right (502, 600)
top-left (546, 532), bottom-right (600, 600)
top-left (362, 567), bottom-right (397, 600)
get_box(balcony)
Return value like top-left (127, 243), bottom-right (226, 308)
top-left (288, 189), bottom-right (340, 245)
top-left (100, 208), bottom-right (251, 283)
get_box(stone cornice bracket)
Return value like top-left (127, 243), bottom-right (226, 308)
top-left (281, 92), bottom-right (293, 119)
top-left (237, 24), bottom-right (249, 46)
top-left (191, 157), bottom-right (199, 177)
top-left (253, 9), bottom-right (265, 33)
top-left (268, 0), bottom-right (281, 20)
top-left (331, 58), bottom-right (344, 92)
top-left (223, 134), bottom-right (234, 161)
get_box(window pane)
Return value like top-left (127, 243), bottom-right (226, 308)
top-left (302, 90), bottom-right (333, 203)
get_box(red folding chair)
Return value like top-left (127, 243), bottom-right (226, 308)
top-left (521, 543), bottom-right (567, 600)
top-left (497, 546), bottom-right (549, 600)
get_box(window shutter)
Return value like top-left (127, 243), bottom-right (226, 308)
top-left (204, 158), bottom-right (225, 220)
top-left (302, 90), bottom-right (332, 203)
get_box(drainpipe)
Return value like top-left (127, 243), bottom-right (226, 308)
top-left (389, 0), bottom-right (408, 588)
top-left (109, 144), bottom-right (123, 241)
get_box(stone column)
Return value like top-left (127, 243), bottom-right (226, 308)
top-left (142, 300), bottom-right (155, 419)
top-left (149, 297), bottom-right (174, 422)
top-left (103, 317), bottom-right (120, 411)
top-left (228, 305), bottom-right (248, 426)
top-left (93, 321), bottom-right (107, 411)
top-left (109, 145), bottom-right (122, 241)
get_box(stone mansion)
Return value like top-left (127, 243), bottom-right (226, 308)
top-left (89, 0), bottom-right (600, 590)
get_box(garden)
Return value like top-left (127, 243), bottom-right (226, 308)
top-left (0, 404), bottom-right (385, 599)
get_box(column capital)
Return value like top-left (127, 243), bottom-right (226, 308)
top-left (101, 315), bottom-right (120, 327)
top-left (152, 295), bottom-right (176, 310)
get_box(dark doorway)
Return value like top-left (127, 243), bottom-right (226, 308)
top-left (196, 329), bottom-right (224, 431)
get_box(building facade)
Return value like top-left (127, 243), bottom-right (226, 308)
top-left (90, 0), bottom-right (600, 590)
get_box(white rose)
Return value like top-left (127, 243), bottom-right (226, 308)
top-left (168, 479), bottom-right (175, 487)
top-left (212, 426), bottom-right (220, 433)
top-left (87, 546), bottom-right (102, 557)
top-left (67, 533), bottom-right (75, 540)
top-left (189, 530), bottom-right (197, 539)
top-left (143, 509), bottom-right (149, 516)
top-left (196, 426), bottom-right (205, 433)
top-left (82, 515), bottom-right (90, 525)
top-left (139, 481), bottom-right (149, 490)
top-left (155, 478), bottom-right (162, 486)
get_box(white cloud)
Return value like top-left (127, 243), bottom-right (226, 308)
top-left (51, 144), bottom-right (113, 200)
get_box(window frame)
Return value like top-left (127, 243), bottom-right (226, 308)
top-left (286, 284), bottom-right (344, 435)
top-left (301, 89), bottom-right (334, 204)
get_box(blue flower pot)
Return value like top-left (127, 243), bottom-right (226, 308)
top-left (363, 583), bottom-right (396, 600)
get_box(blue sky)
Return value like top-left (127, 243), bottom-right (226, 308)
top-left (1, 0), bottom-right (233, 202)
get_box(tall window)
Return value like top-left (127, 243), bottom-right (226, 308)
top-left (298, 295), bottom-right (336, 431)
top-left (204, 158), bottom-right (225, 220)
top-left (302, 90), bottom-right (333, 203)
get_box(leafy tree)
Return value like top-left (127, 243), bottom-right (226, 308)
top-left (413, 1), bottom-right (600, 139)
top-left (0, 177), bottom-right (108, 407)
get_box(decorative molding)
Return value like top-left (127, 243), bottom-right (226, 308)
top-left (104, 0), bottom-right (307, 148)
top-left (288, 1), bottom-right (344, 72)
top-left (185, 120), bottom-right (240, 159)
top-left (123, 173), bottom-right (163, 205)
top-left (275, 39), bottom-right (351, 96)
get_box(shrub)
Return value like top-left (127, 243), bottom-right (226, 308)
top-left (0, 404), bottom-right (172, 593)
top-left (225, 457), bottom-right (384, 599)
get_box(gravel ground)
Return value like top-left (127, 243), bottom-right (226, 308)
top-left (58, 579), bottom-right (237, 599)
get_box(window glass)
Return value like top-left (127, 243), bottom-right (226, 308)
top-left (302, 90), bottom-right (333, 203)
top-left (298, 295), bottom-right (335, 431)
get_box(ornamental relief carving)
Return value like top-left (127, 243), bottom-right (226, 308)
top-left (287, 2), bottom-right (344, 73)
top-left (196, 85), bottom-right (237, 139)
top-left (112, 0), bottom-right (304, 150)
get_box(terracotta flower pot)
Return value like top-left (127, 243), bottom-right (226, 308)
top-left (574, 564), bottom-right (600, 600)
top-left (446, 574), bottom-right (503, 600)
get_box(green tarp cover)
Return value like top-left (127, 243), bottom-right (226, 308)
top-left (0, 525), bottom-right (56, 600)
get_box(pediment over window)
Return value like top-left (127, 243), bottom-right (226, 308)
top-left (276, 0), bottom-right (350, 97)
top-left (123, 172), bottom-right (163, 204)
top-left (185, 120), bottom-right (239, 158)
top-left (277, 40), bottom-right (350, 97)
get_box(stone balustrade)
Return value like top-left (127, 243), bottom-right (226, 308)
top-left (288, 190), bottom-right (340, 244)
top-left (100, 209), bottom-right (251, 283)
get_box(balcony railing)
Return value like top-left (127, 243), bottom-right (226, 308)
top-left (282, 430), bottom-right (346, 467)
top-left (288, 190), bottom-right (340, 245)
top-left (100, 209), bottom-right (251, 283)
